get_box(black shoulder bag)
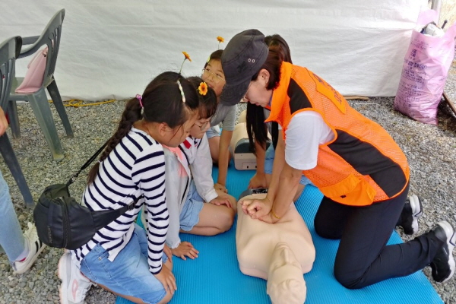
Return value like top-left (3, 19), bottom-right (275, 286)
top-left (34, 142), bottom-right (139, 250)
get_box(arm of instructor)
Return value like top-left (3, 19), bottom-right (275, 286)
top-left (241, 132), bottom-right (286, 218)
top-left (242, 133), bottom-right (301, 222)
top-left (266, 161), bottom-right (302, 222)
top-left (242, 111), bottom-right (332, 221)
top-left (266, 132), bottom-right (286, 203)
top-left (243, 162), bottom-right (301, 222)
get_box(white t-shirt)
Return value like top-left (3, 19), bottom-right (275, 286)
top-left (285, 111), bottom-right (334, 171)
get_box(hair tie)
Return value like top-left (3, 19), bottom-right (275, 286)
top-left (136, 94), bottom-right (143, 108)
top-left (176, 80), bottom-right (186, 103)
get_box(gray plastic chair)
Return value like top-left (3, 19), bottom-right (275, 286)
top-left (0, 36), bottom-right (34, 207)
top-left (8, 9), bottom-right (72, 161)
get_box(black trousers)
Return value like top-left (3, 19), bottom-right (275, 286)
top-left (314, 184), bottom-right (442, 289)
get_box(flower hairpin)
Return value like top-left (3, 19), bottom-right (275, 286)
top-left (217, 36), bottom-right (224, 50)
top-left (179, 51), bottom-right (192, 74)
top-left (198, 82), bottom-right (208, 96)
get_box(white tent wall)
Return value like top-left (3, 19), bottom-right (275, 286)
top-left (1, 0), bottom-right (428, 100)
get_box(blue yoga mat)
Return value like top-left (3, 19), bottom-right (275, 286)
top-left (116, 165), bottom-right (443, 304)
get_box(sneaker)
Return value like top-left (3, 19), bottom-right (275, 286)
top-left (58, 252), bottom-right (92, 304)
top-left (12, 222), bottom-right (45, 274)
top-left (399, 194), bottom-right (423, 235)
top-left (430, 221), bottom-right (456, 283)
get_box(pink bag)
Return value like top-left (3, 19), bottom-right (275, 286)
top-left (15, 47), bottom-right (48, 94)
top-left (394, 10), bottom-right (456, 125)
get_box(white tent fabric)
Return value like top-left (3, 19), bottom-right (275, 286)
top-left (1, 0), bottom-right (427, 100)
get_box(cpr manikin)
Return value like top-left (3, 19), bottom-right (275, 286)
top-left (236, 193), bottom-right (315, 304)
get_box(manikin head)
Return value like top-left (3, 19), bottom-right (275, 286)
top-left (266, 242), bottom-right (307, 304)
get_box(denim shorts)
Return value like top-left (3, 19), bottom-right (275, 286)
top-left (264, 144), bottom-right (313, 186)
top-left (80, 224), bottom-right (168, 304)
top-left (206, 125), bottom-right (221, 139)
top-left (180, 182), bottom-right (204, 231)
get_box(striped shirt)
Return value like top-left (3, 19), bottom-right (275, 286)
top-left (73, 128), bottom-right (169, 274)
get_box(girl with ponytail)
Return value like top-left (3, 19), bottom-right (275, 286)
top-left (58, 72), bottom-right (199, 304)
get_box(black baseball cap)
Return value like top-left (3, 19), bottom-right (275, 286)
top-left (220, 29), bottom-right (268, 106)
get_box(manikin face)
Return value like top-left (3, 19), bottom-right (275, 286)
top-left (201, 59), bottom-right (226, 98)
top-left (243, 69), bottom-right (273, 107)
top-left (189, 116), bottom-right (211, 139)
top-left (266, 242), bottom-right (307, 304)
top-left (162, 110), bottom-right (198, 147)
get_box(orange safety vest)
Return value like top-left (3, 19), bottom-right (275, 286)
top-left (266, 62), bottom-right (409, 206)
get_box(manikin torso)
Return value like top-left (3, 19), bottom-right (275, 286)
top-left (236, 193), bottom-right (315, 304)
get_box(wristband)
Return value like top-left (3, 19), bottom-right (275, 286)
top-left (271, 208), bottom-right (281, 219)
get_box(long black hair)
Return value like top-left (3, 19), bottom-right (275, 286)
top-left (187, 76), bottom-right (217, 119)
top-left (87, 71), bottom-right (199, 184)
top-left (246, 34), bottom-right (292, 153)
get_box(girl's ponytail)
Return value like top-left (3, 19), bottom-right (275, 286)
top-left (87, 97), bottom-right (142, 184)
top-left (87, 71), bottom-right (199, 185)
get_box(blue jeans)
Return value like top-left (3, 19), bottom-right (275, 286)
top-left (264, 144), bottom-right (313, 186)
top-left (80, 224), bottom-right (168, 304)
top-left (0, 170), bottom-right (25, 262)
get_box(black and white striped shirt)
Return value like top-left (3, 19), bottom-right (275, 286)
top-left (73, 128), bottom-right (169, 274)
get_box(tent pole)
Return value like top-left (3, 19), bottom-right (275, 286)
top-left (430, 0), bottom-right (442, 21)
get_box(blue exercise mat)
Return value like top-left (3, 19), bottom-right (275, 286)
top-left (116, 165), bottom-right (443, 304)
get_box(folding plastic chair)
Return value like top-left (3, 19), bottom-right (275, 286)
top-left (8, 9), bottom-right (72, 161)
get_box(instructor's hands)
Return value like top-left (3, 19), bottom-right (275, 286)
top-left (240, 197), bottom-right (272, 219)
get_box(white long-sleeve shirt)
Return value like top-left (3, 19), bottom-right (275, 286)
top-left (186, 136), bottom-right (218, 204)
top-left (73, 128), bottom-right (169, 275)
top-left (161, 135), bottom-right (218, 249)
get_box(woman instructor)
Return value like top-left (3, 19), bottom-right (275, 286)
top-left (220, 29), bottom-right (456, 289)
